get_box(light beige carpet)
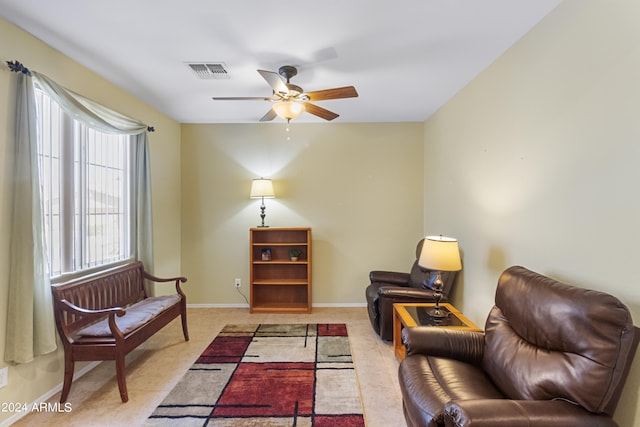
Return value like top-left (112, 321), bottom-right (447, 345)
top-left (10, 308), bottom-right (405, 427)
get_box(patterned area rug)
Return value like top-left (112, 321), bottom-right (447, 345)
top-left (146, 323), bottom-right (366, 426)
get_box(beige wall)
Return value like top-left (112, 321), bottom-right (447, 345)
top-left (423, 1), bottom-right (640, 425)
top-left (180, 122), bottom-right (424, 305)
top-left (0, 19), bottom-right (182, 423)
top-left (3, 0), bottom-right (640, 425)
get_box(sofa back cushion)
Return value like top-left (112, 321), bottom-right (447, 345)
top-left (481, 266), bottom-right (639, 416)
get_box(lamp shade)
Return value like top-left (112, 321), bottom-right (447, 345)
top-left (272, 101), bottom-right (306, 120)
top-left (250, 178), bottom-right (275, 199)
top-left (418, 235), bottom-right (462, 272)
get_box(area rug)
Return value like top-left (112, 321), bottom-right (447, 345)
top-left (146, 323), bottom-right (366, 426)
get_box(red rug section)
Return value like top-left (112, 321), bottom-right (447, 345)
top-left (196, 335), bottom-right (251, 363)
top-left (213, 361), bottom-right (315, 417)
top-left (315, 415), bottom-right (368, 427)
top-left (318, 323), bottom-right (348, 336)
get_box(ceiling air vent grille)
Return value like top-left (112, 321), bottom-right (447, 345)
top-left (186, 62), bottom-right (230, 79)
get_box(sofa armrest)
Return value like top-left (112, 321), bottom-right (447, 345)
top-left (369, 270), bottom-right (410, 285)
top-left (377, 286), bottom-right (441, 300)
top-left (445, 399), bottom-right (617, 427)
top-left (403, 327), bottom-right (484, 365)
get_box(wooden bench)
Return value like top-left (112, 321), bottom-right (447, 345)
top-left (51, 261), bottom-right (188, 403)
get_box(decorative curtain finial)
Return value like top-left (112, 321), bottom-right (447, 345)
top-left (7, 60), bottom-right (32, 76)
top-left (147, 126), bottom-right (155, 132)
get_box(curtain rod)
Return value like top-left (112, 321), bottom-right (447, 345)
top-left (6, 60), bottom-right (155, 133)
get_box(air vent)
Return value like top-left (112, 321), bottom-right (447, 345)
top-left (186, 62), bottom-right (230, 79)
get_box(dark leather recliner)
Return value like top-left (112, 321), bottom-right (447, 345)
top-left (398, 266), bottom-right (640, 427)
top-left (365, 239), bottom-right (457, 341)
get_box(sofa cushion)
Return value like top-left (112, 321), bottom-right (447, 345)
top-left (77, 294), bottom-right (180, 337)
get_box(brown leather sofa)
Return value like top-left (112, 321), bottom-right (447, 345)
top-left (398, 266), bottom-right (639, 427)
top-left (365, 239), bottom-right (457, 341)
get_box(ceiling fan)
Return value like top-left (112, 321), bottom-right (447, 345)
top-left (212, 65), bottom-right (358, 122)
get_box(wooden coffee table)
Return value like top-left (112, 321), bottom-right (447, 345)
top-left (393, 303), bottom-right (482, 361)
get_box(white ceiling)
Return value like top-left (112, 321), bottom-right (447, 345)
top-left (0, 0), bottom-right (561, 124)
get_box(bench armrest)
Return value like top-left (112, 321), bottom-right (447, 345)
top-left (143, 271), bottom-right (188, 297)
top-left (59, 299), bottom-right (125, 319)
top-left (60, 299), bottom-right (128, 338)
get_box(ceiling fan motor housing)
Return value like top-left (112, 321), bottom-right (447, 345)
top-left (285, 83), bottom-right (304, 97)
top-left (278, 65), bottom-right (298, 82)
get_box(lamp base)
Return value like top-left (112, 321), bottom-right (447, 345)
top-left (426, 307), bottom-right (450, 321)
top-left (258, 202), bottom-right (268, 227)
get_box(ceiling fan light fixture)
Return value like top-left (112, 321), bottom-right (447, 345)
top-left (272, 101), bottom-right (306, 121)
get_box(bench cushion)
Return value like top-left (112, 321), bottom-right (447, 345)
top-left (77, 294), bottom-right (181, 337)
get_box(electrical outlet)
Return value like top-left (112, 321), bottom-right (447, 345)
top-left (234, 278), bottom-right (241, 288)
top-left (0, 367), bottom-right (8, 388)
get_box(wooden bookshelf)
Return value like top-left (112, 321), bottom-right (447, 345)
top-left (249, 227), bottom-right (311, 313)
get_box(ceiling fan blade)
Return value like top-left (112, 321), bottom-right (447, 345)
top-left (259, 108), bottom-right (277, 122)
top-left (303, 102), bottom-right (339, 121)
top-left (305, 86), bottom-right (358, 101)
top-left (212, 96), bottom-right (273, 101)
top-left (257, 69), bottom-right (288, 95)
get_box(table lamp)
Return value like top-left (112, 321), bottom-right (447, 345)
top-left (418, 235), bottom-right (462, 319)
top-left (250, 178), bottom-right (275, 227)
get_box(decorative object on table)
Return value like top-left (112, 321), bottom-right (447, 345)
top-left (250, 178), bottom-right (275, 227)
top-left (147, 323), bottom-right (365, 426)
top-left (417, 235), bottom-right (462, 320)
top-left (261, 248), bottom-right (272, 261)
top-left (288, 248), bottom-right (301, 261)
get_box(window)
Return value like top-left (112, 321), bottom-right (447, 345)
top-left (35, 88), bottom-right (133, 279)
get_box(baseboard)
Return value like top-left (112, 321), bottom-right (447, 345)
top-left (0, 361), bottom-right (101, 427)
top-left (187, 303), bottom-right (367, 309)
top-left (312, 302), bottom-right (368, 308)
top-left (188, 303), bottom-right (249, 308)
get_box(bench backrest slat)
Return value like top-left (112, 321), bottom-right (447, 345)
top-left (51, 262), bottom-right (148, 336)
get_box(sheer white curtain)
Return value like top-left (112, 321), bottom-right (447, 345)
top-left (4, 66), bottom-right (154, 364)
top-left (4, 71), bottom-right (56, 364)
